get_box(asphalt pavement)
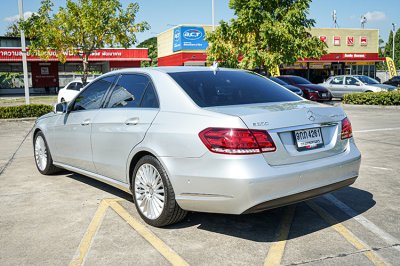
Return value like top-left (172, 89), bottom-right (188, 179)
top-left (0, 104), bottom-right (399, 266)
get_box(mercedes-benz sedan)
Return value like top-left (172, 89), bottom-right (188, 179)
top-left (33, 67), bottom-right (361, 227)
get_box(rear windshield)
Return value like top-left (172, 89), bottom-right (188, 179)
top-left (168, 71), bottom-right (301, 107)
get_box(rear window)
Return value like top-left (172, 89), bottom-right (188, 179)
top-left (168, 71), bottom-right (301, 107)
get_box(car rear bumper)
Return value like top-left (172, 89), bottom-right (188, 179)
top-left (160, 141), bottom-right (361, 214)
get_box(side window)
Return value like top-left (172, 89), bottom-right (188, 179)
top-left (72, 76), bottom-right (115, 111)
top-left (107, 74), bottom-right (150, 108)
top-left (75, 82), bottom-right (83, 91)
top-left (65, 82), bottom-right (75, 90)
top-left (330, 77), bottom-right (343, 85)
top-left (140, 83), bottom-right (159, 108)
top-left (345, 77), bottom-right (358, 85)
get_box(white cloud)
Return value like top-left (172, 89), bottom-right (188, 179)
top-left (363, 11), bottom-right (386, 22)
top-left (4, 11), bottom-right (35, 22)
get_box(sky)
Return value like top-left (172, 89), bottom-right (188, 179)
top-left (1, 0), bottom-right (399, 46)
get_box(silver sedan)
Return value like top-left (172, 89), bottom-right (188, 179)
top-left (33, 67), bottom-right (361, 227)
top-left (320, 75), bottom-right (396, 98)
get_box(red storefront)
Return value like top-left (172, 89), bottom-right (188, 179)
top-left (0, 47), bottom-right (149, 88)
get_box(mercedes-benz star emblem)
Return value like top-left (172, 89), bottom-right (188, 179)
top-left (307, 110), bottom-right (316, 121)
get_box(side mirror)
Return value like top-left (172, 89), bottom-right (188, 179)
top-left (54, 102), bottom-right (68, 114)
top-left (355, 81), bottom-right (361, 86)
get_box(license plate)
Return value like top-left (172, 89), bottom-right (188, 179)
top-left (294, 128), bottom-right (324, 151)
top-left (321, 93), bottom-right (327, 97)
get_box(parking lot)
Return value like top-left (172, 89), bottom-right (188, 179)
top-left (0, 104), bottom-right (399, 266)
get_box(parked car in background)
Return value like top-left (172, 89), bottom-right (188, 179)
top-left (34, 67), bottom-right (361, 227)
top-left (57, 79), bottom-right (93, 103)
top-left (269, 77), bottom-right (304, 97)
top-left (383, 76), bottom-right (400, 87)
top-left (320, 75), bottom-right (396, 98)
top-left (277, 75), bottom-right (332, 102)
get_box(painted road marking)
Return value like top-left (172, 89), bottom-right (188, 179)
top-left (264, 205), bottom-right (296, 266)
top-left (108, 200), bottom-right (189, 266)
top-left (353, 127), bottom-right (400, 133)
top-left (307, 201), bottom-right (388, 266)
top-left (70, 199), bottom-right (109, 266)
top-left (370, 166), bottom-right (392, 171)
top-left (324, 194), bottom-right (400, 252)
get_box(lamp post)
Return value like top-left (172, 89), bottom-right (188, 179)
top-left (18, 0), bottom-right (30, 104)
top-left (392, 23), bottom-right (396, 62)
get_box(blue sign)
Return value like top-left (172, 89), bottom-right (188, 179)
top-left (173, 26), bottom-right (208, 52)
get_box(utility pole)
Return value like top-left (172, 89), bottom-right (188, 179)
top-left (392, 23), bottom-right (396, 62)
top-left (212, 0), bottom-right (215, 31)
top-left (18, 0), bottom-right (30, 104)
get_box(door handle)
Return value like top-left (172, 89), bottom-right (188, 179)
top-left (81, 119), bottom-right (91, 126)
top-left (125, 117), bottom-right (139, 125)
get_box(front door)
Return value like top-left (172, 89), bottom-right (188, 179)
top-left (91, 74), bottom-right (160, 183)
top-left (52, 76), bottom-right (115, 172)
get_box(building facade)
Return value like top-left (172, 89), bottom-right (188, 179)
top-left (0, 36), bottom-right (149, 90)
top-left (157, 25), bottom-right (384, 83)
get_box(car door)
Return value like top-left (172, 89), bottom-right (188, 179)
top-left (326, 76), bottom-right (344, 97)
top-left (344, 76), bottom-right (363, 93)
top-left (91, 74), bottom-right (160, 183)
top-left (52, 76), bottom-right (115, 172)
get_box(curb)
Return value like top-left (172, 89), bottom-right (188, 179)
top-left (0, 117), bottom-right (37, 122)
top-left (342, 104), bottom-right (400, 110)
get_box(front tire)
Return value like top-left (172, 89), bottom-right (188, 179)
top-left (34, 131), bottom-right (60, 175)
top-left (132, 155), bottom-right (187, 227)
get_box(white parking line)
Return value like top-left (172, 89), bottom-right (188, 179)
top-left (353, 127), bottom-right (400, 133)
top-left (370, 166), bottom-right (392, 171)
top-left (324, 194), bottom-right (400, 253)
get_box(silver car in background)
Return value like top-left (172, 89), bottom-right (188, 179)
top-left (320, 75), bottom-right (396, 98)
top-left (33, 67), bottom-right (361, 227)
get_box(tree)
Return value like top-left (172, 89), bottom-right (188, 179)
top-left (4, 23), bottom-right (20, 37)
top-left (137, 37), bottom-right (157, 67)
top-left (206, 0), bottom-right (327, 74)
top-left (20, 0), bottom-right (149, 83)
top-left (384, 29), bottom-right (400, 69)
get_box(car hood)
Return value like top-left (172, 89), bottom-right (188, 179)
top-left (368, 83), bottom-right (396, 91)
top-left (295, 84), bottom-right (329, 92)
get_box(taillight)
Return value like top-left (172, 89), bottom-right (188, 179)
top-left (341, 117), bottom-right (353, 139)
top-left (199, 128), bottom-right (276, 155)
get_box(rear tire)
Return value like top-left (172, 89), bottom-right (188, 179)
top-left (132, 155), bottom-right (187, 227)
top-left (60, 98), bottom-right (65, 102)
top-left (34, 131), bottom-right (60, 175)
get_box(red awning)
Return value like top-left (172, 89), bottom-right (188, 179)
top-left (298, 53), bottom-right (385, 62)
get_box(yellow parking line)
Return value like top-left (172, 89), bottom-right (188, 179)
top-left (70, 199), bottom-right (110, 266)
top-left (307, 201), bottom-right (387, 266)
top-left (264, 205), bottom-right (296, 266)
top-left (108, 200), bottom-right (189, 266)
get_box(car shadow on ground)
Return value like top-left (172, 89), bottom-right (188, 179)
top-left (63, 171), bottom-right (375, 242)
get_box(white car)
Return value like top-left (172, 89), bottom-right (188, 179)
top-left (57, 79), bottom-right (93, 103)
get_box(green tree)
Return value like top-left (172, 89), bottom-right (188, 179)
top-left (384, 29), bottom-right (400, 69)
top-left (206, 0), bottom-right (327, 74)
top-left (4, 23), bottom-right (20, 37)
top-left (20, 0), bottom-right (149, 83)
top-left (137, 37), bottom-right (157, 67)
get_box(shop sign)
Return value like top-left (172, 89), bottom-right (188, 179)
top-left (173, 26), bottom-right (208, 52)
top-left (309, 63), bottom-right (331, 69)
top-left (333, 36), bottom-right (341, 46)
top-left (360, 36), bottom-right (367, 46)
top-left (319, 36), bottom-right (327, 43)
top-left (347, 36), bottom-right (354, 46)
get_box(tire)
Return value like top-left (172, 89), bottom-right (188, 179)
top-left (60, 98), bottom-right (65, 102)
top-left (132, 155), bottom-right (187, 227)
top-left (34, 131), bottom-right (60, 175)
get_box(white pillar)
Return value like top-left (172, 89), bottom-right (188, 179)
top-left (18, 0), bottom-right (30, 104)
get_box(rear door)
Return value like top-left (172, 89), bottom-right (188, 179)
top-left (327, 76), bottom-right (345, 97)
top-left (91, 74), bottom-right (160, 183)
top-left (344, 76), bottom-right (363, 93)
top-left (52, 76), bottom-right (115, 172)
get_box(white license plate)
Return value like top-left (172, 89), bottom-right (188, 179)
top-left (294, 128), bottom-right (324, 151)
top-left (321, 93), bottom-right (327, 97)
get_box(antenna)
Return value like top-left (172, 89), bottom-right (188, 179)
top-left (361, 15), bottom-right (367, 29)
top-left (332, 10), bottom-right (339, 28)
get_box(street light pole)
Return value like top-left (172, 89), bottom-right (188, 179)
top-left (392, 23), bottom-right (396, 62)
top-left (18, 0), bottom-right (30, 105)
